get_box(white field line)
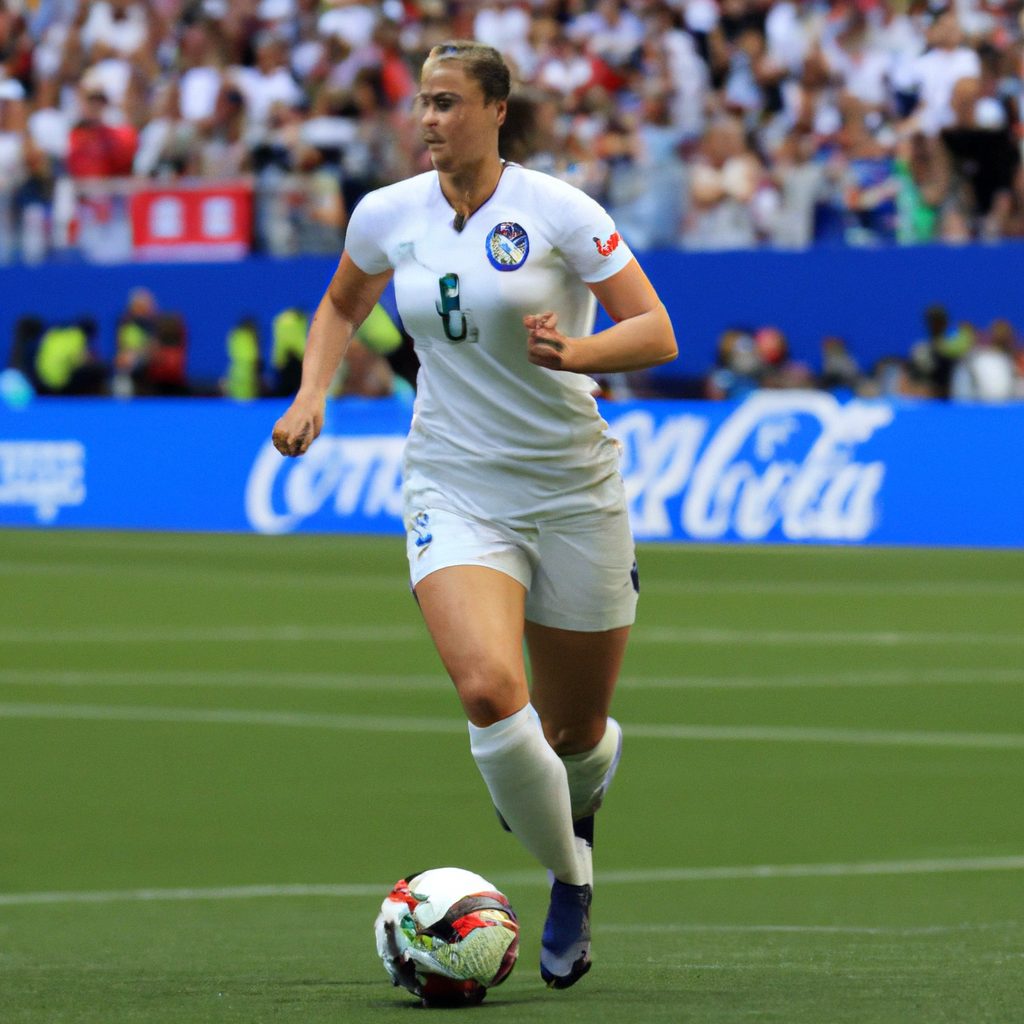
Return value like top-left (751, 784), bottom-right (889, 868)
top-left (640, 580), bottom-right (1024, 597)
top-left (630, 627), bottom-right (1024, 646)
top-left (622, 723), bottom-right (1024, 749)
top-left (596, 923), bottom-right (1017, 935)
top-left (1, 669), bottom-right (1022, 692)
top-left (0, 669), bottom-right (450, 690)
top-left (3, 857), bottom-right (1024, 908)
top-left (617, 669), bottom-right (1024, 690)
top-left (2, 625), bottom-right (1024, 646)
top-left (1, 703), bottom-right (1023, 750)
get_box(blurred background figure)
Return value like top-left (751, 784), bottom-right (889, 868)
top-left (271, 306), bottom-right (308, 397)
top-left (950, 318), bottom-right (1022, 402)
top-left (818, 336), bottom-right (864, 393)
top-left (112, 285), bottom-right (156, 397)
top-left (34, 317), bottom-right (106, 395)
top-left (222, 316), bottom-right (262, 401)
top-left (706, 328), bottom-right (762, 400)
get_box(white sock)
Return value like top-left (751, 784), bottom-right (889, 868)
top-left (469, 704), bottom-right (590, 887)
top-left (560, 717), bottom-right (622, 821)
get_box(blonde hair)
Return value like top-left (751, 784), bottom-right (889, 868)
top-left (422, 41), bottom-right (511, 105)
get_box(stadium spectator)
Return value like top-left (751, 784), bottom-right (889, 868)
top-left (950, 317), bottom-right (1020, 402)
top-left (755, 325), bottom-right (812, 388)
top-left (705, 328), bottom-right (762, 399)
top-left (112, 284), bottom-right (156, 397)
top-left (940, 76), bottom-right (1020, 239)
top-left (145, 311), bottom-right (188, 395)
top-left (819, 335), bottom-right (863, 392)
top-left (910, 13), bottom-right (981, 138)
top-left (683, 116), bottom-right (763, 250)
top-left (222, 316), bottom-right (262, 400)
top-left (272, 306), bottom-right (307, 396)
top-left (66, 85), bottom-right (136, 177)
top-left (34, 317), bottom-right (106, 394)
top-left (909, 303), bottom-right (970, 398)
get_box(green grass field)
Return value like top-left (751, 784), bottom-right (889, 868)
top-left (1, 529), bottom-right (1022, 1023)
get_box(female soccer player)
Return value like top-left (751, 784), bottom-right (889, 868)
top-left (272, 41), bottom-right (678, 989)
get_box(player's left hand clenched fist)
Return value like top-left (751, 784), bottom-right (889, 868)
top-left (525, 311), bottom-right (576, 371)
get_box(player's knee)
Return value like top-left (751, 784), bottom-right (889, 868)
top-left (544, 718), bottom-right (606, 756)
top-left (454, 664), bottom-right (522, 727)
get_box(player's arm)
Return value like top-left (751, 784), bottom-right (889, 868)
top-left (525, 258), bottom-right (677, 374)
top-left (272, 253), bottom-right (393, 457)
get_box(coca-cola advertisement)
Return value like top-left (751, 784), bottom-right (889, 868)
top-left (1, 396), bottom-right (1023, 545)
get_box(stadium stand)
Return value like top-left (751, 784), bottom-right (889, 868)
top-left (1, 0), bottom-right (1024, 262)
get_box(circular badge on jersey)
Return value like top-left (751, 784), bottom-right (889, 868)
top-left (486, 222), bottom-right (530, 271)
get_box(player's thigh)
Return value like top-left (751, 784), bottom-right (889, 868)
top-left (525, 621), bottom-right (630, 755)
top-left (415, 566), bottom-right (530, 726)
top-left (523, 506), bottom-right (637, 753)
top-left (408, 505), bottom-right (535, 727)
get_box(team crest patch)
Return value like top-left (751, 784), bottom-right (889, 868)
top-left (486, 222), bottom-right (529, 271)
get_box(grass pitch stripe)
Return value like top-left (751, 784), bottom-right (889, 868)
top-left (6, 562), bottom-right (1024, 598)
top-left (1, 703), bottom-right (1023, 749)
top-left (3, 856), bottom-right (1024, 908)
top-left (0, 703), bottom-right (465, 733)
top-left (1, 668), bottom-right (1022, 691)
top-left (3, 624), bottom-right (1024, 645)
top-left (0, 884), bottom-right (385, 907)
top-left (0, 625), bottom-right (427, 643)
top-left (0, 669), bottom-right (450, 690)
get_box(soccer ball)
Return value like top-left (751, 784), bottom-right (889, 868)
top-left (374, 867), bottom-right (520, 1007)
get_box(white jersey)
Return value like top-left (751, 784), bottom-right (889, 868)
top-left (344, 164), bottom-right (634, 520)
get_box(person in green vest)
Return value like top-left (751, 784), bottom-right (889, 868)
top-left (34, 319), bottom-right (106, 395)
top-left (272, 308), bottom-right (309, 396)
top-left (223, 317), bottom-right (262, 400)
top-left (113, 288), bottom-right (158, 398)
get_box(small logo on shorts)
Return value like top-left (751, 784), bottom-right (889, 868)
top-left (412, 512), bottom-right (433, 549)
top-left (630, 560), bottom-right (640, 594)
top-left (486, 222), bottom-right (529, 271)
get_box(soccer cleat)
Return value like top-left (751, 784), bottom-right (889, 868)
top-left (539, 879), bottom-right (592, 989)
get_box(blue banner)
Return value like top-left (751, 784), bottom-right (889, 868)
top-left (1, 395), bottom-right (1023, 546)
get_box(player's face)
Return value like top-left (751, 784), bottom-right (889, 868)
top-left (417, 64), bottom-right (505, 174)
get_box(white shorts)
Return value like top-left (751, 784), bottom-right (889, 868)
top-left (404, 503), bottom-right (639, 633)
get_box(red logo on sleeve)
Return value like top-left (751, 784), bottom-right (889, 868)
top-left (593, 232), bottom-right (621, 257)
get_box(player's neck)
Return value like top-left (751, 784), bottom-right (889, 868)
top-left (438, 153), bottom-right (506, 229)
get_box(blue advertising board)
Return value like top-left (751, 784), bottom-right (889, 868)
top-left (1, 395), bottom-right (1023, 546)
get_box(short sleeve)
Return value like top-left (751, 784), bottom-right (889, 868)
top-left (343, 190), bottom-right (394, 275)
top-left (551, 185), bottom-right (634, 284)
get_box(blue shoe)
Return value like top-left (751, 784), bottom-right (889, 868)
top-left (540, 879), bottom-right (592, 989)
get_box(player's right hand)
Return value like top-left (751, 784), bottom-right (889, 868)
top-left (272, 395), bottom-right (324, 458)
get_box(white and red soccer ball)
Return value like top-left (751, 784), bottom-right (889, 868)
top-left (374, 867), bottom-right (520, 1007)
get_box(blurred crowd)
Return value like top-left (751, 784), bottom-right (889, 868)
top-left (2, 0), bottom-right (1024, 254)
top-left (5, 283), bottom-right (1022, 403)
top-left (704, 303), bottom-right (1024, 400)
